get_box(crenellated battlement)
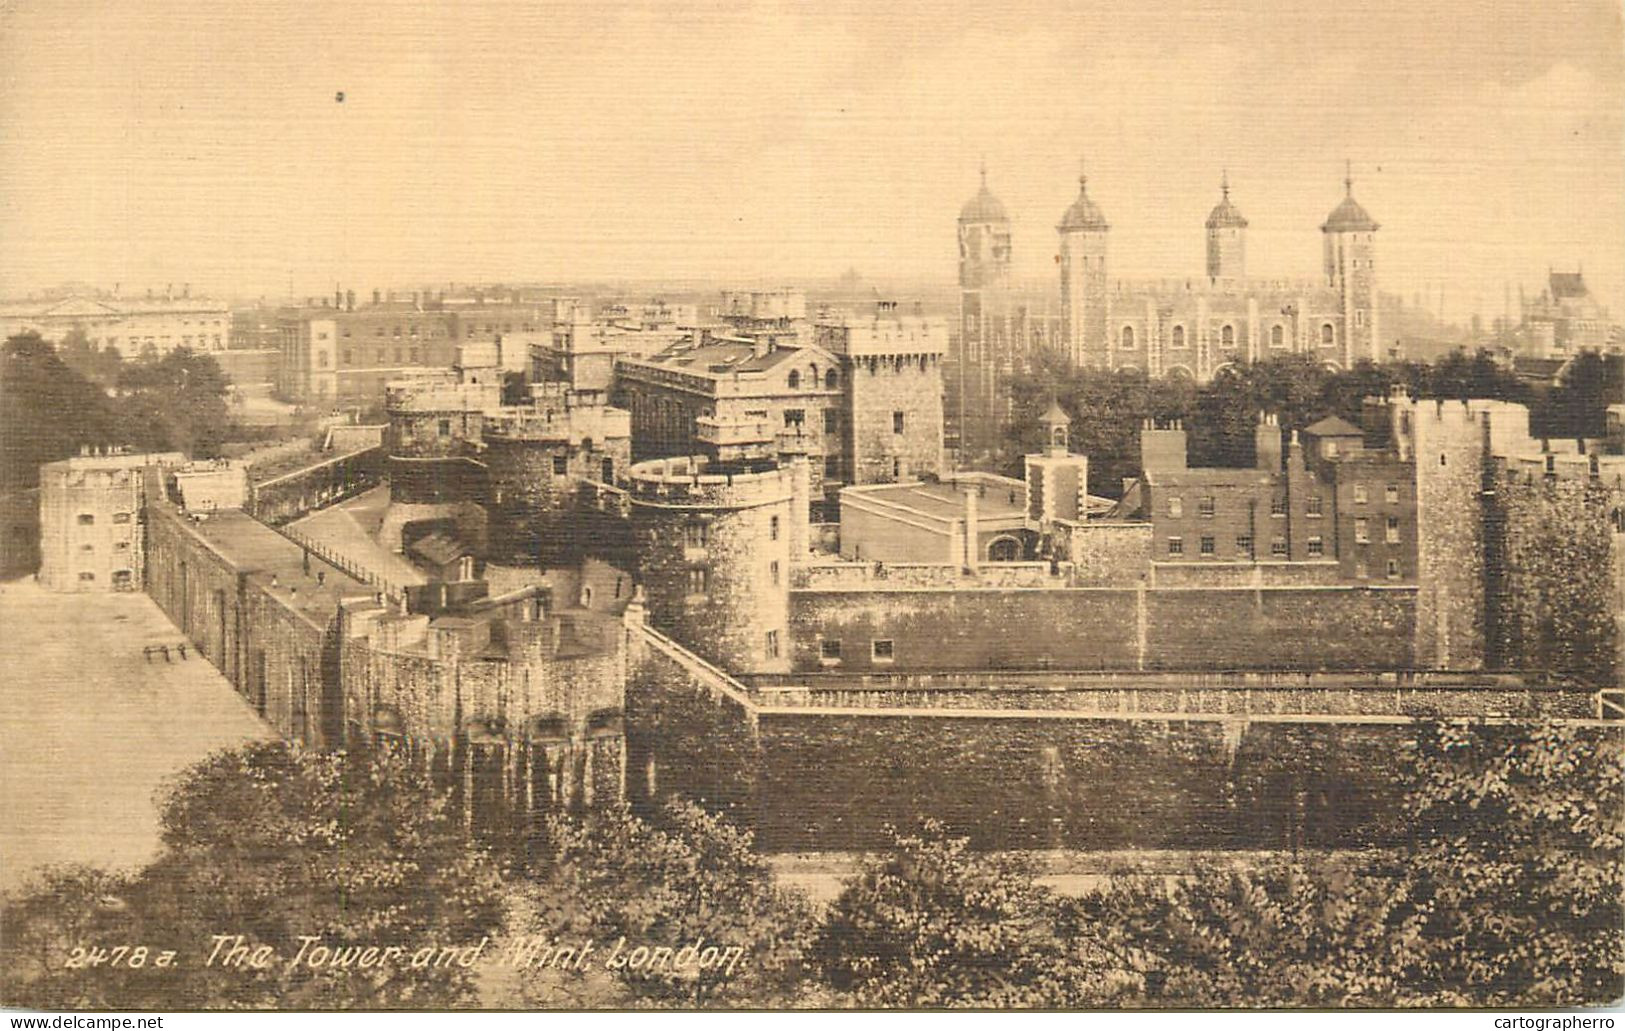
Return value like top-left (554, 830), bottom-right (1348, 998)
top-left (482, 403), bottom-right (631, 444)
top-left (627, 455), bottom-right (797, 509)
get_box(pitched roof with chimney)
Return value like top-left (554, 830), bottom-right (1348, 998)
top-left (1303, 415), bottom-right (1364, 438)
top-left (1549, 271), bottom-right (1588, 299)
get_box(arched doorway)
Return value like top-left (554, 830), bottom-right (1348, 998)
top-left (987, 536), bottom-right (1021, 562)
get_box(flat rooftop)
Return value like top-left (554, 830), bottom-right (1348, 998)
top-left (849, 479), bottom-right (1027, 522)
top-left (169, 507), bottom-right (370, 624)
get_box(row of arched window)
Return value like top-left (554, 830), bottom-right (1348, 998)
top-left (1116, 322), bottom-right (1338, 350)
top-left (786, 367), bottom-right (840, 391)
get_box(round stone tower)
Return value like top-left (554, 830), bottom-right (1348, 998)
top-left (628, 455), bottom-right (800, 674)
top-left (482, 407), bottom-right (629, 566)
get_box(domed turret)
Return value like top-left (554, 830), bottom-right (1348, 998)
top-left (1321, 162), bottom-right (1381, 365)
top-left (1205, 170), bottom-right (1247, 279)
top-left (958, 165), bottom-right (1008, 224)
top-left (1205, 171), bottom-right (1248, 229)
top-left (1058, 172), bottom-right (1109, 233)
top-left (1056, 161), bottom-right (1109, 366)
top-left (1321, 165), bottom-right (1379, 233)
top-left (958, 164), bottom-right (1012, 291)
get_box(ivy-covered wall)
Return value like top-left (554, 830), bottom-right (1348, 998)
top-left (1490, 473), bottom-right (1624, 686)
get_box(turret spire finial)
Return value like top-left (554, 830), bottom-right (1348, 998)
top-left (1079, 155), bottom-right (1088, 191)
top-left (979, 155), bottom-right (987, 188)
top-left (1221, 168), bottom-right (1230, 199)
top-left (1344, 159), bottom-right (1353, 195)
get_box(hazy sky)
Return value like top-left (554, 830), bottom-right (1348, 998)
top-left (2, 0), bottom-right (1622, 318)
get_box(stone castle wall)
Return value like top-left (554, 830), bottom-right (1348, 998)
top-left (625, 617), bottom-right (1616, 853)
top-left (788, 584), bottom-right (1417, 673)
top-left (144, 505), bottom-right (336, 747)
top-left (1490, 470), bottom-right (1625, 686)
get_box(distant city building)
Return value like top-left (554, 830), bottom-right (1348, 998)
top-left (275, 289), bottom-right (551, 405)
top-left (0, 289), bottom-right (229, 354)
top-left (1519, 269), bottom-right (1612, 358)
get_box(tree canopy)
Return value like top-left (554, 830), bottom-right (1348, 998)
top-left (1, 742), bottom-right (506, 1010)
top-left (1004, 350), bottom-right (1543, 496)
top-left (1, 333), bottom-right (238, 489)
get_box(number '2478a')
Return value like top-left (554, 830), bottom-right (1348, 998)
top-left (65, 945), bottom-right (177, 969)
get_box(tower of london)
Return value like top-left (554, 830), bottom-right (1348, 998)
top-left (956, 165), bottom-right (1382, 399)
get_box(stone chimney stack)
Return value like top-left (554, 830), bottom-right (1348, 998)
top-left (1255, 412), bottom-right (1283, 472)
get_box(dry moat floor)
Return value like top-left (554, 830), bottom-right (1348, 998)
top-left (0, 579), bottom-right (271, 892)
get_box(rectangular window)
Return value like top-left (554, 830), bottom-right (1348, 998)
top-left (1386, 516), bottom-right (1400, 544)
top-left (1271, 536), bottom-right (1288, 557)
top-left (551, 455), bottom-right (568, 476)
top-left (78, 572), bottom-right (95, 582)
top-left (1354, 517), bottom-right (1370, 544)
top-left (687, 568), bottom-right (708, 596)
top-left (769, 561), bottom-right (780, 585)
top-left (1353, 484), bottom-right (1368, 504)
top-left (1307, 536), bottom-right (1325, 557)
top-left (872, 639), bottom-right (895, 662)
top-left (1386, 558), bottom-right (1400, 579)
top-left (824, 409), bottom-right (839, 432)
top-left (1198, 496), bottom-right (1215, 517)
top-left (344, 349), bottom-right (354, 365)
top-left (893, 411), bottom-right (905, 434)
top-left (770, 515), bottom-right (780, 540)
top-left (1355, 561), bottom-right (1368, 579)
top-left (784, 409), bottom-right (805, 427)
top-left (112, 512), bottom-right (131, 524)
top-left (765, 629), bottom-right (780, 658)
top-left (437, 418), bottom-right (451, 438)
top-left (1199, 535), bottom-right (1215, 556)
top-left (1167, 497), bottom-right (1183, 518)
top-left (1306, 496), bottom-right (1323, 517)
top-left (825, 454), bottom-right (841, 478)
top-left (685, 522), bottom-right (708, 548)
top-left (77, 513), bottom-right (94, 525)
top-left (1167, 536), bottom-right (1184, 556)
top-left (1270, 496), bottom-right (1287, 517)
top-left (1235, 534), bottom-right (1252, 556)
top-left (1385, 483), bottom-right (1400, 504)
top-left (819, 638), bottom-right (842, 661)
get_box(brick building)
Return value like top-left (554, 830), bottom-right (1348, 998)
top-left (276, 290), bottom-right (551, 405)
top-left (1131, 410), bottom-right (1416, 582)
top-left (38, 449), bottom-right (184, 592)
